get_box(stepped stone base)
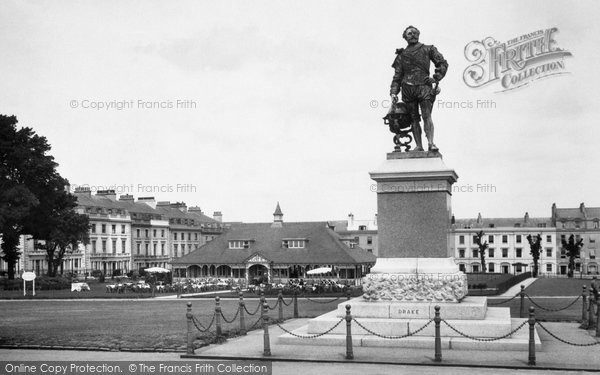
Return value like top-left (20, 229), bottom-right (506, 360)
top-left (279, 296), bottom-right (541, 351)
top-left (338, 296), bottom-right (487, 320)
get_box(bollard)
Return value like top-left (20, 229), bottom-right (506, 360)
top-left (528, 306), bottom-right (536, 366)
top-left (278, 291), bottom-right (284, 322)
top-left (293, 289), bottom-right (299, 319)
top-left (215, 296), bottom-right (223, 341)
top-left (239, 291), bottom-right (246, 335)
top-left (588, 297), bottom-right (596, 330)
top-left (520, 285), bottom-right (525, 318)
top-left (186, 302), bottom-right (194, 355)
top-left (345, 305), bottom-right (353, 360)
top-left (346, 288), bottom-right (351, 301)
top-left (262, 302), bottom-right (271, 356)
top-left (434, 305), bottom-right (442, 362)
top-left (582, 285), bottom-right (588, 323)
top-left (596, 299), bottom-right (600, 337)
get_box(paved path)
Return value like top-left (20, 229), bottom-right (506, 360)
top-left (495, 278), bottom-right (539, 297)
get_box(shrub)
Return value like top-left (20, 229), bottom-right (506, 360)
top-left (36, 276), bottom-right (71, 290)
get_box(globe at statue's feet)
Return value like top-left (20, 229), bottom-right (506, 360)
top-left (428, 143), bottom-right (439, 152)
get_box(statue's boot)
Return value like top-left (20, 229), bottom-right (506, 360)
top-left (428, 143), bottom-right (439, 152)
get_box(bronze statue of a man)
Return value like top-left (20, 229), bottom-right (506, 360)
top-left (390, 26), bottom-right (448, 151)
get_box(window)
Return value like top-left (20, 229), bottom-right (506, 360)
top-left (472, 264), bottom-right (480, 273)
top-left (546, 248), bottom-right (552, 257)
top-left (459, 264), bottom-right (466, 272)
top-left (153, 243), bottom-right (157, 255)
top-left (145, 243), bottom-right (149, 255)
top-left (161, 243), bottom-right (165, 255)
top-left (229, 240), bottom-right (250, 249)
top-left (359, 225), bottom-right (367, 231)
top-left (136, 229), bottom-right (140, 238)
top-left (489, 248), bottom-right (495, 257)
top-left (595, 222), bottom-right (599, 229)
top-left (121, 225), bottom-right (125, 234)
top-left (111, 225), bottom-right (116, 234)
top-left (546, 264), bottom-right (552, 272)
top-left (488, 235), bottom-right (494, 244)
top-left (282, 240), bottom-right (305, 249)
top-left (488, 263), bottom-right (495, 272)
top-left (161, 230), bottom-right (165, 238)
top-left (153, 229), bottom-right (157, 237)
top-left (136, 243), bottom-right (141, 254)
top-left (188, 233), bottom-right (191, 241)
top-left (472, 249), bottom-right (478, 258)
top-left (546, 235), bottom-right (552, 243)
top-left (92, 240), bottom-right (97, 253)
top-left (367, 236), bottom-right (373, 245)
top-left (514, 223), bottom-right (521, 228)
top-left (174, 233), bottom-right (178, 240)
top-left (174, 244), bottom-right (178, 257)
top-left (472, 235), bottom-right (478, 243)
top-left (516, 248), bottom-right (522, 258)
top-left (516, 235), bottom-right (522, 243)
top-left (145, 229), bottom-right (149, 238)
top-left (590, 250), bottom-right (596, 260)
top-left (502, 235), bottom-right (508, 243)
top-left (91, 224), bottom-right (96, 234)
top-left (102, 240), bottom-right (107, 252)
top-left (458, 249), bottom-right (465, 258)
top-left (195, 233), bottom-right (198, 241)
top-left (538, 223), bottom-right (547, 228)
top-left (516, 264), bottom-right (522, 273)
top-left (122, 240), bottom-right (126, 253)
top-left (101, 224), bottom-right (106, 234)
top-left (502, 248), bottom-right (508, 258)
top-left (459, 235), bottom-right (465, 245)
top-left (112, 240), bottom-right (116, 254)
top-left (489, 224), bottom-right (495, 228)
top-left (560, 249), bottom-right (566, 259)
top-left (575, 223), bottom-right (581, 229)
top-left (575, 263), bottom-right (581, 272)
top-left (367, 249), bottom-right (373, 253)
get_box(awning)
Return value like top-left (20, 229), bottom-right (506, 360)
top-left (306, 267), bottom-right (332, 275)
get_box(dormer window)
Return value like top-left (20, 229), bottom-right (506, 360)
top-left (358, 225), bottom-right (367, 231)
top-left (229, 240), bottom-right (251, 249)
top-left (282, 239), bottom-right (306, 248)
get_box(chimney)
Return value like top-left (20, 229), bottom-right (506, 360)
top-left (272, 202), bottom-right (283, 227)
top-left (170, 202), bottom-right (187, 212)
top-left (477, 212), bottom-right (482, 224)
top-left (119, 194), bottom-right (134, 202)
top-left (73, 186), bottom-right (92, 198)
top-left (96, 189), bottom-right (117, 201)
top-left (373, 213), bottom-right (378, 227)
top-left (580, 202), bottom-right (587, 218)
top-left (551, 202), bottom-right (557, 223)
top-left (138, 197), bottom-right (156, 209)
top-left (213, 211), bottom-right (223, 222)
top-left (524, 212), bottom-right (530, 224)
top-left (451, 214), bottom-right (456, 225)
top-left (348, 213), bottom-right (354, 228)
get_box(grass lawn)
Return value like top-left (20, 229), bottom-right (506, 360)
top-left (524, 278), bottom-right (591, 296)
top-left (0, 297), bottom-right (342, 351)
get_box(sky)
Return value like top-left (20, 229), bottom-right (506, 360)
top-left (1, 0), bottom-right (599, 223)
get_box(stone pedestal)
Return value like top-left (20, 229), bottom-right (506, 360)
top-left (370, 151), bottom-right (457, 258)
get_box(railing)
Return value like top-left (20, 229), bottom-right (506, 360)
top-left (185, 286), bottom-right (600, 365)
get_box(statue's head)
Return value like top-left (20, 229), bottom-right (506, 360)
top-left (402, 26), bottom-right (420, 43)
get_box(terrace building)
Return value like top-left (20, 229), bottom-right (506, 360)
top-left (329, 213), bottom-right (378, 256)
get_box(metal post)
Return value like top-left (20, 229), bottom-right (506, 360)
top-left (346, 288), bottom-right (351, 301)
top-left (186, 302), bottom-right (194, 355)
top-left (434, 305), bottom-right (442, 362)
top-left (520, 285), bottom-right (525, 318)
top-left (215, 296), bottom-right (223, 341)
top-left (293, 289), bottom-right (299, 318)
top-left (582, 285), bottom-right (588, 323)
top-left (528, 306), bottom-right (536, 366)
top-left (239, 291), bottom-right (246, 335)
top-left (262, 302), bottom-right (271, 356)
top-left (345, 304), bottom-right (353, 360)
top-left (278, 291), bottom-right (284, 321)
top-left (596, 299), bottom-right (600, 337)
top-left (589, 297), bottom-right (596, 329)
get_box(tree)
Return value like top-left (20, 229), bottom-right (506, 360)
top-left (34, 207), bottom-right (89, 277)
top-left (473, 230), bottom-right (488, 273)
top-left (527, 234), bottom-right (542, 277)
top-left (561, 234), bottom-right (583, 278)
top-left (0, 115), bottom-right (59, 279)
